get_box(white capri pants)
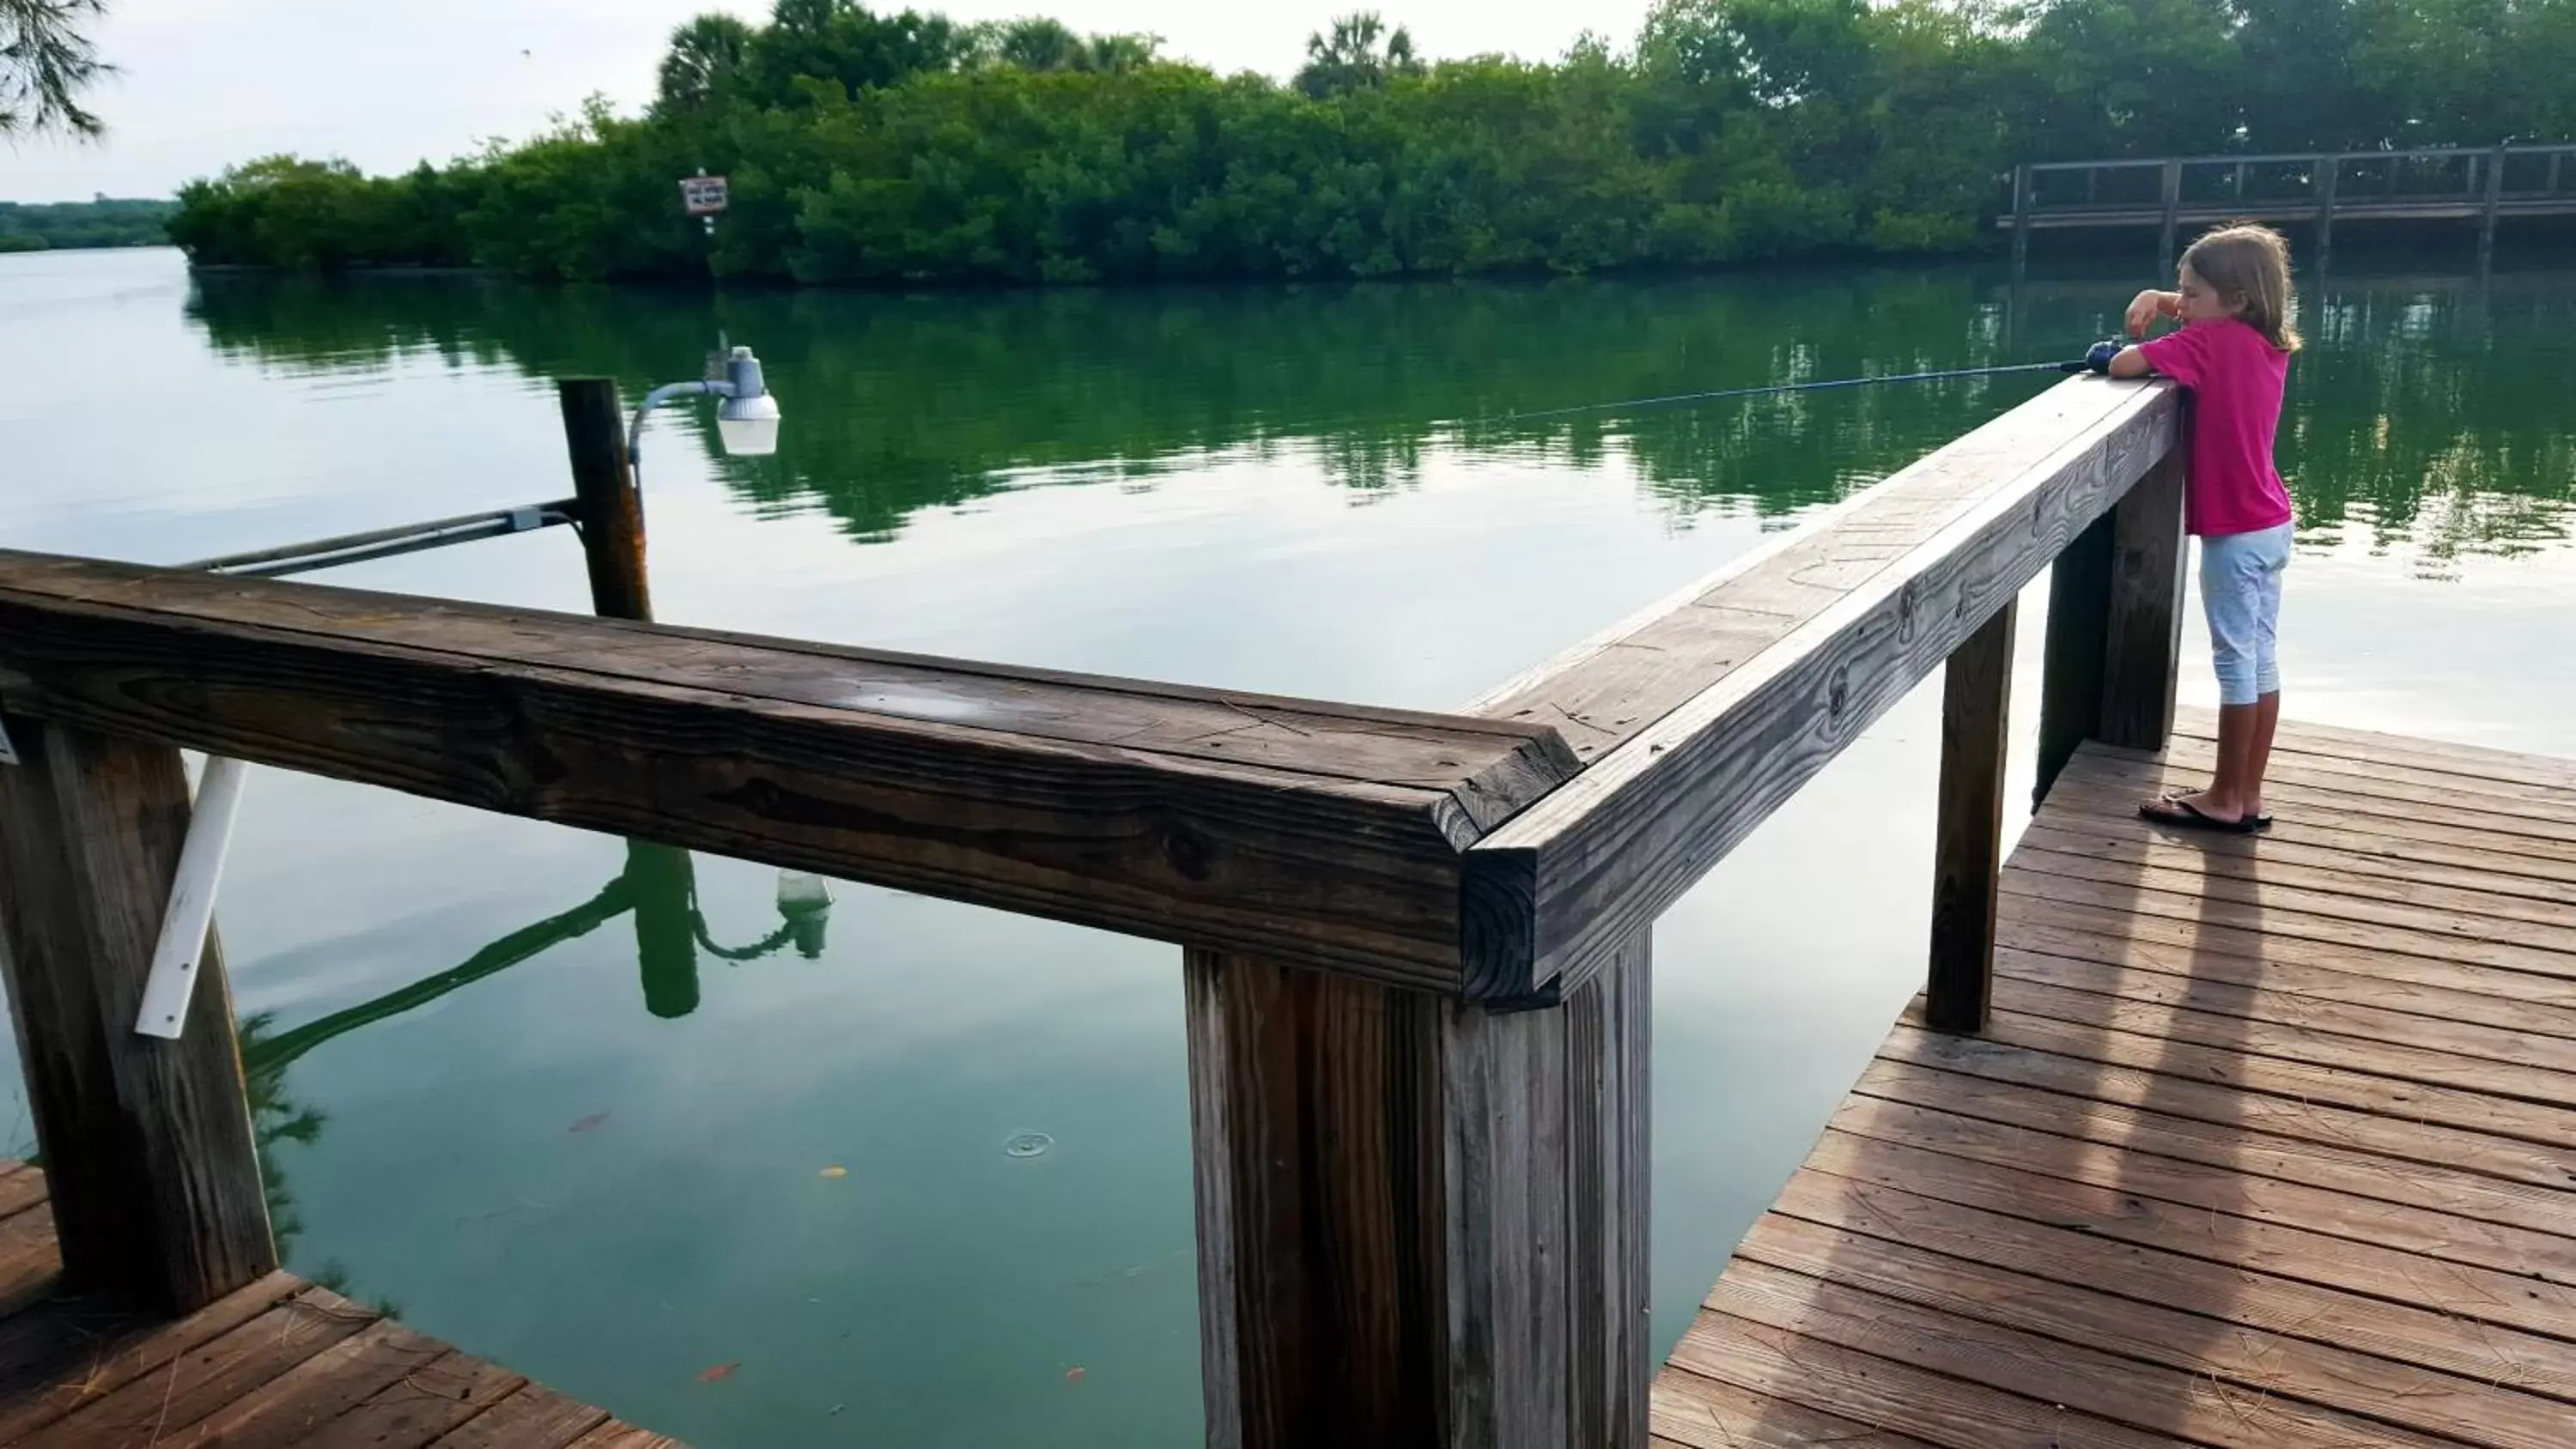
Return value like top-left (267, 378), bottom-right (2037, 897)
top-left (2201, 522), bottom-right (2291, 706)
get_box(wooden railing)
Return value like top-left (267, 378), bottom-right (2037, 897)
top-left (2002, 142), bottom-right (2576, 267)
top-left (0, 374), bottom-right (2184, 1448)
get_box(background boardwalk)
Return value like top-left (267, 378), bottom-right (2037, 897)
top-left (1654, 711), bottom-right (2576, 1449)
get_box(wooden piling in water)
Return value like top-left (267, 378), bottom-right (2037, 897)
top-left (559, 378), bottom-right (654, 624)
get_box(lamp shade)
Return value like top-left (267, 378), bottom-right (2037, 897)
top-left (715, 391), bottom-right (781, 457)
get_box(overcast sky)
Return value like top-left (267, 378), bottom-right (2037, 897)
top-left (4, 0), bottom-right (1644, 201)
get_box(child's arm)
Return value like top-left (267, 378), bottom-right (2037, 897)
top-left (2125, 289), bottom-right (2181, 338)
top-left (2107, 345), bottom-right (2155, 379)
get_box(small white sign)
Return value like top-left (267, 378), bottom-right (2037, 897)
top-left (680, 175), bottom-right (731, 216)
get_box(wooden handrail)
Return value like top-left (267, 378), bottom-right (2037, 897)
top-left (2026, 142), bottom-right (2576, 174)
top-left (0, 373), bottom-right (2191, 1446)
top-left (0, 552), bottom-right (1578, 991)
top-left (1458, 378), bottom-right (2179, 1001)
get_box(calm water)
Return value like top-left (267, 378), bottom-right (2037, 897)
top-left (5, 248), bottom-right (2576, 1446)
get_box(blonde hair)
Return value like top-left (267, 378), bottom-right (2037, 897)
top-left (2181, 224), bottom-right (2302, 352)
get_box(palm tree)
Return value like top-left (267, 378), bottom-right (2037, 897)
top-left (2, 0), bottom-right (111, 137)
top-left (1295, 11), bottom-right (1424, 100)
top-left (654, 13), bottom-right (756, 117)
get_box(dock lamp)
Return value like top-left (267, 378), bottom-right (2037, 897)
top-left (629, 345), bottom-right (781, 464)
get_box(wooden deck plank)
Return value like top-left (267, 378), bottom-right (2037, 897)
top-left (1827, 1093), bottom-right (2576, 1284)
top-left (1737, 1211), bottom-right (2576, 1449)
top-left (1765, 1167), bottom-right (2576, 1402)
top-left (1887, 1012), bottom-right (2576, 1191)
top-left (2025, 815), bottom-right (2576, 921)
top-left (2044, 775), bottom-right (2576, 890)
top-left (1997, 889), bottom-right (2576, 1012)
top-left (1996, 940), bottom-right (2576, 1052)
top-left (1986, 972), bottom-right (2576, 1108)
top-left (0, 1167), bottom-right (676, 1449)
top-left (1856, 1057), bottom-right (2576, 1243)
top-left (1658, 724), bottom-right (2576, 1446)
top-left (420, 1384), bottom-right (609, 1449)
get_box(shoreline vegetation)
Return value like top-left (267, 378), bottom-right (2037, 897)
top-left (166, 0), bottom-right (2576, 287)
top-left (0, 198), bottom-right (176, 252)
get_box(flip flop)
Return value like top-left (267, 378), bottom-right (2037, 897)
top-left (2159, 789), bottom-right (2272, 832)
top-left (2139, 796), bottom-right (2260, 834)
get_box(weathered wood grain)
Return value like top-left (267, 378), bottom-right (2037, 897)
top-left (1186, 937), bottom-right (1649, 1449)
top-left (421, 1385), bottom-right (609, 1449)
top-left (1656, 724), bottom-right (2576, 1446)
top-left (2033, 511), bottom-right (2113, 807)
top-left (1461, 379), bottom-right (2179, 999)
top-left (2095, 440), bottom-right (2187, 748)
top-left (1926, 599), bottom-right (2014, 1032)
top-left (0, 719), bottom-right (274, 1313)
top-left (559, 379), bottom-right (653, 624)
top-left (0, 551), bottom-right (1581, 991)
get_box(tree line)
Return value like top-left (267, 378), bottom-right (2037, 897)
top-left (0, 197), bottom-right (176, 252)
top-left (166, 0), bottom-right (2576, 285)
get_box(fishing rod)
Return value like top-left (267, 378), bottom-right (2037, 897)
top-left (1510, 345), bottom-right (2117, 423)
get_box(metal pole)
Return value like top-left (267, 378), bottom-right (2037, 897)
top-left (2480, 143), bottom-right (2506, 272)
top-left (2315, 156), bottom-right (2338, 264)
top-left (557, 379), bottom-right (654, 623)
top-left (2159, 159), bottom-right (2183, 267)
top-left (2011, 165), bottom-right (2032, 277)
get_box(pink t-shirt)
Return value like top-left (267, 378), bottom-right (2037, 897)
top-left (2138, 317), bottom-right (2294, 537)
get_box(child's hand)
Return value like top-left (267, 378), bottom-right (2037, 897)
top-left (2125, 290), bottom-right (2178, 338)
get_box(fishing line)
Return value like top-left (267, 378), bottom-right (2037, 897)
top-left (1509, 357), bottom-right (2089, 424)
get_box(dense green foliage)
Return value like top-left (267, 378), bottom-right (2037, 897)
top-left (167, 0), bottom-right (2576, 284)
top-left (0, 197), bottom-right (175, 251)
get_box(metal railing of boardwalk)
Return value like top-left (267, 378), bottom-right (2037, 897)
top-left (2001, 143), bottom-right (2576, 268)
top-left (0, 373), bottom-right (2185, 1448)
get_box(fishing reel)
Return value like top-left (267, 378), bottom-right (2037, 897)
top-left (2064, 339), bottom-right (2124, 374)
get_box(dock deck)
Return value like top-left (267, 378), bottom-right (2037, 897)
top-left (1654, 712), bottom-right (2576, 1449)
top-left (0, 1165), bottom-right (678, 1449)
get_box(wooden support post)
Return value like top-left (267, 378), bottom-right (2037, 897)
top-left (2479, 144), bottom-right (2506, 272)
top-left (2158, 159), bottom-right (2183, 266)
top-left (558, 379), bottom-right (653, 624)
top-left (2098, 440), bottom-right (2190, 749)
top-left (2549, 150), bottom-right (2563, 197)
top-left (1186, 940), bottom-right (1649, 1449)
top-left (2009, 165), bottom-right (2032, 277)
top-left (0, 719), bottom-right (274, 1313)
top-left (2315, 156), bottom-right (2338, 264)
top-left (1927, 599), bottom-right (2014, 1034)
top-left (2033, 512), bottom-right (2113, 809)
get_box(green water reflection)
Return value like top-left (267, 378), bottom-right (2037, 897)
top-left (182, 264), bottom-right (2576, 559)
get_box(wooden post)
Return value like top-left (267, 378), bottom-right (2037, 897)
top-left (2097, 441), bottom-right (2190, 749)
top-left (2479, 144), bottom-right (2507, 272)
top-left (1927, 600), bottom-right (2014, 1034)
top-left (2315, 156), bottom-right (2338, 264)
top-left (2549, 150), bottom-right (2563, 196)
top-left (558, 379), bottom-right (653, 624)
top-left (0, 719), bottom-right (275, 1312)
top-left (1186, 941), bottom-right (1649, 1449)
top-left (2033, 512), bottom-right (2113, 809)
top-left (2010, 165), bottom-right (2032, 277)
top-left (2158, 159), bottom-right (2183, 266)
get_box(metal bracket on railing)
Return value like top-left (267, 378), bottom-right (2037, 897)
top-left (135, 755), bottom-right (248, 1040)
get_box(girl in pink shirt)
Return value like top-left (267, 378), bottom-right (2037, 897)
top-left (2105, 225), bottom-right (2300, 832)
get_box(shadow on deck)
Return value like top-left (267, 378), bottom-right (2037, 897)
top-left (1655, 710), bottom-right (2576, 1448)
